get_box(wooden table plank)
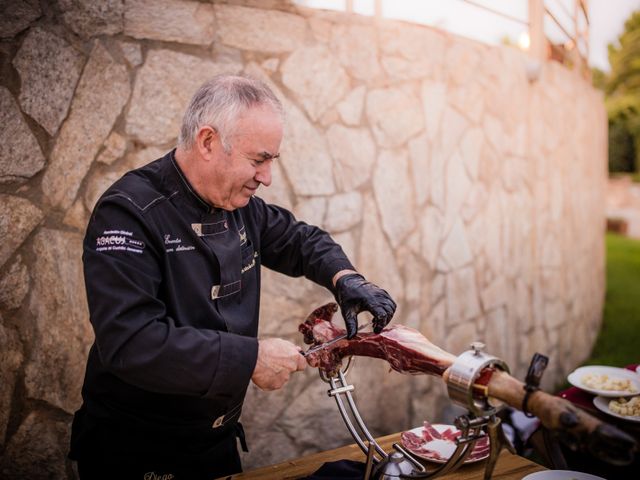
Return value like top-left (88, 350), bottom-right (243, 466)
top-left (217, 433), bottom-right (546, 480)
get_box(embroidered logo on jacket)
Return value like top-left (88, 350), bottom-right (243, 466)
top-left (95, 230), bottom-right (145, 254)
top-left (164, 233), bottom-right (195, 253)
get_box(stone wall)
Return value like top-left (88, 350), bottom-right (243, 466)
top-left (0, 0), bottom-right (607, 477)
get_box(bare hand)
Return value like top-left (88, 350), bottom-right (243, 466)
top-left (251, 338), bottom-right (307, 391)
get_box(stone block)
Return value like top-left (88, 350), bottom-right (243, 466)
top-left (444, 150), bottom-right (472, 233)
top-left (58, 0), bottom-right (123, 36)
top-left (125, 48), bottom-right (241, 145)
top-left (366, 87), bottom-right (424, 148)
top-left (373, 149), bottom-right (415, 247)
top-left (25, 229), bottom-right (92, 413)
top-left (484, 307), bottom-right (515, 366)
top-left (337, 85), bottom-right (366, 126)
top-left (445, 321), bottom-right (479, 358)
top-left (421, 81), bottom-right (447, 144)
top-left (279, 101), bottom-right (335, 196)
top-left (419, 206), bottom-right (443, 270)
top-left (0, 410), bottom-right (69, 479)
top-left (125, 0), bottom-right (214, 45)
top-left (460, 127), bottom-right (483, 181)
top-left (0, 87), bottom-right (45, 183)
top-left (293, 196), bottom-right (326, 229)
top-left (0, 323), bottom-right (22, 446)
top-left (261, 57), bottom-right (279, 72)
top-left (358, 194), bottom-right (404, 301)
top-left (445, 266), bottom-right (481, 324)
top-left (325, 191), bottom-right (362, 232)
top-left (330, 23), bottom-right (381, 80)
top-left (449, 80), bottom-right (485, 124)
top-left (379, 23), bottom-right (445, 81)
top-left (84, 166), bottom-right (125, 213)
top-left (118, 39), bottom-right (143, 67)
top-left (214, 4), bottom-right (307, 53)
top-left (123, 145), bottom-right (167, 171)
top-left (408, 133), bottom-right (430, 207)
top-left (0, 195), bottom-right (43, 269)
top-left (13, 27), bottom-right (84, 136)
top-left (281, 45), bottom-right (349, 121)
top-left (96, 131), bottom-right (126, 165)
top-left (63, 198), bottom-right (89, 231)
top-left (43, 42), bottom-right (130, 209)
top-left (0, 255), bottom-right (29, 310)
top-left (331, 230), bottom-right (356, 266)
top-left (327, 124), bottom-right (375, 192)
top-left (440, 218), bottom-right (472, 270)
top-left (440, 106), bottom-right (469, 162)
top-left (483, 114), bottom-right (507, 156)
top-left (445, 41), bottom-right (482, 86)
top-left (0, 0), bottom-right (41, 38)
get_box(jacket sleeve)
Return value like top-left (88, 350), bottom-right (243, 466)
top-left (83, 194), bottom-right (258, 399)
top-left (249, 196), bottom-right (355, 291)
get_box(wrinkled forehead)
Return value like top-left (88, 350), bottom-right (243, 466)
top-left (230, 105), bottom-right (283, 151)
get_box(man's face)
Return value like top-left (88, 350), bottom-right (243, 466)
top-left (205, 105), bottom-right (283, 210)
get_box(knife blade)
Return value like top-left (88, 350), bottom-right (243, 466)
top-left (301, 322), bottom-right (371, 357)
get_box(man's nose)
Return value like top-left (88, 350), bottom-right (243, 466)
top-left (255, 164), bottom-right (272, 187)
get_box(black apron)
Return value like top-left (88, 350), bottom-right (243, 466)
top-left (72, 405), bottom-right (247, 480)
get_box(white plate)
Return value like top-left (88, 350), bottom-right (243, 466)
top-left (522, 470), bottom-right (606, 480)
top-left (636, 365), bottom-right (640, 375)
top-left (400, 424), bottom-right (489, 464)
top-left (566, 366), bottom-right (640, 397)
top-left (593, 395), bottom-right (640, 423)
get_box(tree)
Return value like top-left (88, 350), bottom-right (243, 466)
top-left (600, 11), bottom-right (640, 173)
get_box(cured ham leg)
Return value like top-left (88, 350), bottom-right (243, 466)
top-left (299, 303), bottom-right (637, 465)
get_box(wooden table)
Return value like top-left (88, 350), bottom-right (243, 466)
top-left (216, 432), bottom-right (546, 479)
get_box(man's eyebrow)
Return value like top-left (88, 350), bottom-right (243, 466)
top-left (257, 151), bottom-right (280, 160)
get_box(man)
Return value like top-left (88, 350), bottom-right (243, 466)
top-left (69, 75), bottom-right (396, 479)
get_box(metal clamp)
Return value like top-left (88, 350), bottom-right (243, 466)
top-left (446, 342), bottom-right (510, 417)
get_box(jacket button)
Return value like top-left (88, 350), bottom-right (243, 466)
top-left (212, 415), bottom-right (225, 428)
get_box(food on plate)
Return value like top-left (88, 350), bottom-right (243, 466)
top-left (609, 396), bottom-right (640, 417)
top-left (581, 373), bottom-right (638, 393)
top-left (400, 421), bottom-right (489, 462)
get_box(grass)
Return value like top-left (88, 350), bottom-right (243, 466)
top-left (585, 233), bottom-right (640, 367)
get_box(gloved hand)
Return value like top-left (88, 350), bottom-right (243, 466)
top-left (334, 273), bottom-right (397, 339)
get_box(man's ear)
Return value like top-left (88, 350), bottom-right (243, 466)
top-left (195, 125), bottom-right (219, 158)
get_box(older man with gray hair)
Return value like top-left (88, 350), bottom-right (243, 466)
top-left (69, 75), bottom-right (396, 479)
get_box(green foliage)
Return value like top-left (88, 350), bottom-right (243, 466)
top-left (585, 234), bottom-right (640, 367)
top-left (606, 11), bottom-right (640, 96)
top-left (608, 118), bottom-right (636, 172)
top-left (600, 10), bottom-right (640, 173)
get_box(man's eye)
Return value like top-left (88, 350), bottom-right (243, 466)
top-left (252, 159), bottom-right (265, 166)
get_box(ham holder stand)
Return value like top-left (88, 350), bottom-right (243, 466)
top-left (319, 342), bottom-right (513, 480)
top-left (299, 303), bottom-right (638, 480)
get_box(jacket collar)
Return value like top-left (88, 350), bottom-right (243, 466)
top-left (165, 149), bottom-right (220, 215)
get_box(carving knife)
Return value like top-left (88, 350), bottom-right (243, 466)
top-left (301, 322), bottom-right (371, 357)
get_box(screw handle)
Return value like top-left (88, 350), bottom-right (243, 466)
top-left (470, 342), bottom-right (486, 355)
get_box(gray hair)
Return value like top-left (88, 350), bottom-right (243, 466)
top-left (178, 74), bottom-right (284, 151)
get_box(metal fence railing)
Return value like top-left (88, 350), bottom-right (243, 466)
top-left (295, 0), bottom-right (591, 79)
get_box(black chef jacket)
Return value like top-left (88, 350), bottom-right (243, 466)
top-left (70, 150), bottom-right (354, 462)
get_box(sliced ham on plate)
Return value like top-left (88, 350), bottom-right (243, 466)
top-left (400, 421), bottom-right (490, 463)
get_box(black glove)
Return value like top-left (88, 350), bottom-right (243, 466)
top-left (334, 273), bottom-right (397, 339)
